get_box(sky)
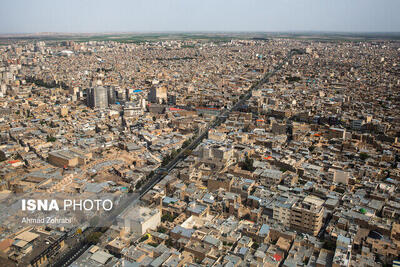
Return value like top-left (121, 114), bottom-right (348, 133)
top-left (1, 0), bottom-right (400, 34)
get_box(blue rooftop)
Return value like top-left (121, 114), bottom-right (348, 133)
top-left (259, 224), bottom-right (270, 237)
top-left (162, 196), bottom-right (178, 205)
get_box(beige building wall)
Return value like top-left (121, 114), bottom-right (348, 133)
top-left (290, 199), bottom-right (324, 236)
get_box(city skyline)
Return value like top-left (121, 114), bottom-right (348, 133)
top-left (1, 0), bottom-right (400, 34)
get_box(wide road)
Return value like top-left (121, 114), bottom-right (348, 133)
top-left (47, 49), bottom-right (302, 267)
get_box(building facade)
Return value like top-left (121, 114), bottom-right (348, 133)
top-left (87, 86), bottom-right (108, 109)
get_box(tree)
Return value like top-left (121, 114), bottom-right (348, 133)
top-left (286, 76), bottom-right (301, 83)
top-left (135, 180), bottom-right (143, 189)
top-left (46, 135), bottom-right (56, 142)
top-left (161, 214), bottom-right (176, 222)
top-left (147, 171), bottom-right (154, 179)
top-left (359, 152), bottom-right (369, 161)
top-left (161, 154), bottom-right (171, 166)
top-left (241, 156), bottom-right (255, 172)
top-left (170, 149), bottom-right (178, 158)
top-left (251, 242), bottom-right (259, 250)
top-left (157, 227), bottom-right (167, 233)
top-left (139, 234), bottom-right (149, 242)
top-left (87, 232), bottom-right (102, 244)
top-left (165, 239), bottom-right (173, 247)
top-left (280, 168), bottom-right (288, 173)
top-left (241, 214), bottom-right (251, 221)
top-left (182, 140), bottom-right (191, 148)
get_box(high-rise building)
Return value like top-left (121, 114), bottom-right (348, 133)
top-left (107, 86), bottom-right (117, 105)
top-left (290, 196), bottom-right (324, 236)
top-left (148, 86), bottom-right (167, 104)
top-left (87, 86), bottom-right (108, 109)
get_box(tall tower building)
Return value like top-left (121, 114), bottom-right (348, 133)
top-left (87, 86), bottom-right (108, 109)
top-left (148, 86), bottom-right (167, 104)
top-left (107, 86), bottom-right (117, 105)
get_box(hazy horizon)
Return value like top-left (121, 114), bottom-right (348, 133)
top-left (3, 30), bottom-right (400, 36)
top-left (1, 0), bottom-right (400, 34)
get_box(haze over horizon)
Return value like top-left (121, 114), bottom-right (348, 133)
top-left (1, 0), bottom-right (400, 34)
